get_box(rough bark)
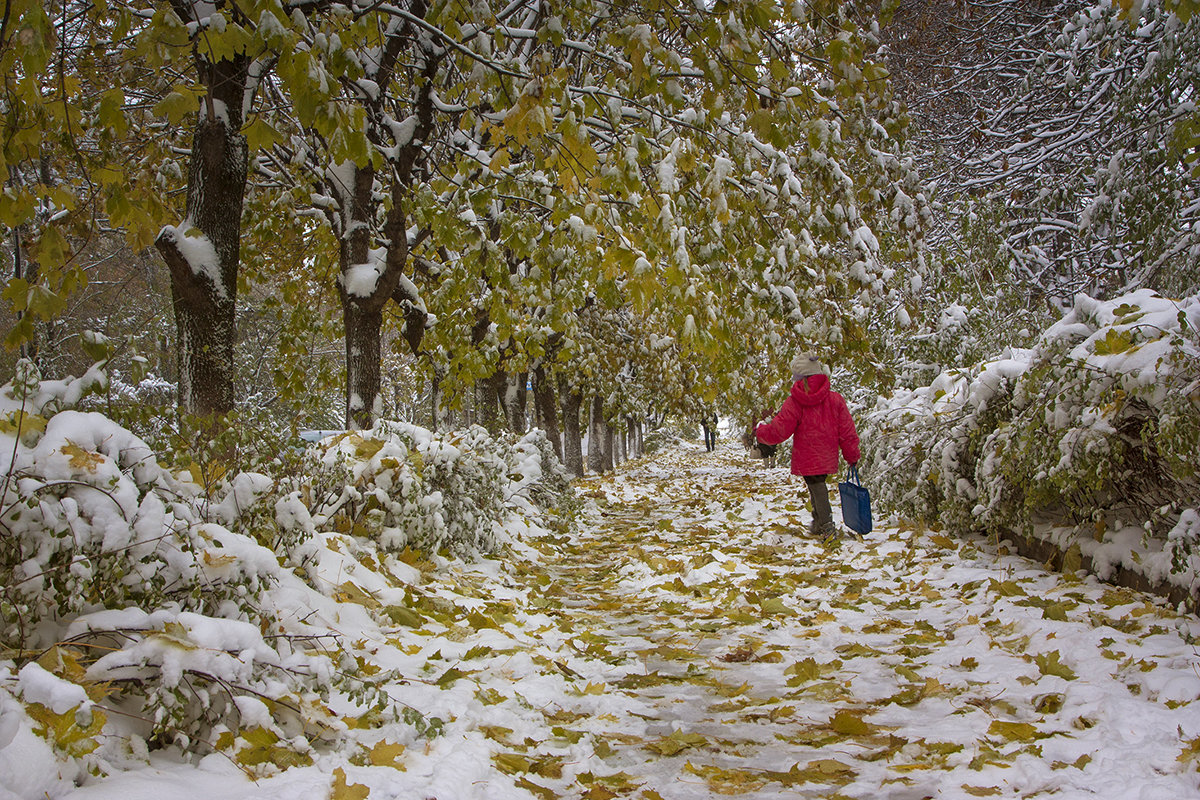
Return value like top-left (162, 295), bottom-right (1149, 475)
top-left (476, 371), bottom-right (506, 435)
top-left (509, 372), bottom-right (528, 433)
top-left (533, 364), bottom-right (561, 460)
top-left (154, 48), bottom-right (250, 417)
top-left (562, 387), bottom-right (584, 478)
top-left (343, 302), bottom-right (384, 428)
top-left (602, 416), bottom-right (615, 472)
top-left (504, 372), bottom-right (526, 433)
top-left (394, 282), bottom-right (430, 355)
top-left (587, 394), bottom-right (605, 474)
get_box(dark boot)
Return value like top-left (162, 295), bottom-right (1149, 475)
top-left (805, 477), bottom-right (835, 540)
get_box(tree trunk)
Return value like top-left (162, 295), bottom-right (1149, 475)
top-left (476, 370), bottom-right (506, 434)
top-left (562, 387), bottom-right (584, 478)
top-left (343, 301), bottom-right (383, 429)
top-left (505, 372), bottom-right (526, 433)
top-left (155, 51), bottom-right (250, 417)
top-left (533, 365), bottom-right (562, 460)
top-left (587, 394), bottom-right (605, 474)
top-left (602, 416), bottom-right (615, 472)
top-left (431, 367), bottom-right (447, 432)
top-left (515, 372), bottom-right (529, 433)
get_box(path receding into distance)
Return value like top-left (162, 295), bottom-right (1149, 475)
top-left (60, 443), bottom-right (1200, 800)
top-left (512, 443), bottom-right (1200, 799)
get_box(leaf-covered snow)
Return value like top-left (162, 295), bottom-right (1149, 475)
top-left (10, 443), bottom-right (1198, 799)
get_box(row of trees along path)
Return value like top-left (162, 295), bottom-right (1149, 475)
top-left (492, 444), bottom-right (1200, 798)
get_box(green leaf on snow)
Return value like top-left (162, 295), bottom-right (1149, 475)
top-left (1034, 651), bottom-right (1077, 680)
top-left (435, 667), bottom-right (468, 688)
top-left (785, 657), bottom-right (822, 683)
top-left (988, 579), bottom-right (1027, 597)
top-left (987, 720), bottom-right (1039, 742)
top-left (646, 730), bottom-right (707, 756)
top-left (760, 597), bottom-right (797, 616)
top-left (494, 752), bottom-right (564, 778)
top-left (830, 709), bottom-right (873, 736)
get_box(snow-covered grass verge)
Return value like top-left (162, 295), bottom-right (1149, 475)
top-left (0, 361), bottom-right (568, 793)
top-left (862, 289), bottom-right (1200, 606)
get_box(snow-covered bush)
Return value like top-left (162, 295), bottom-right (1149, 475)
top-left (0, 364), bottom-right (276, 655)
top-left (0, 369), bottom-right (337, 758)
top-left (643, 427), bottom-right (686, 454)
top-left (394, 423), bottom-right (508, 555)
top-left (864, 290), bottom-right (1200, 596)
top-left (862, 353), bottom-right (1031, 532)
top-left (289, 422), bottom-right (535, 558)
top-left (0, 365), bottom-right (571, 771)
top-left (503, 427), bottom-right (572, 515)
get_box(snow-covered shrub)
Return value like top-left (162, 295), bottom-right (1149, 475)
top-left (293, 423), bottom-right (516, 558)
top-left (0, 376), bottom-right (342, 757)
top-left (862, 354), bottom-right (1030, 532)
top-left (0, 366), bottom-right (278, 657)
top-left (999, 292), bottom-right (1200, 522)
top-left (0, 364), bottom-right (571, 772)
top-left (392, 423), bottom-right (509, 555)
top-left (0, 411), bottom-right (277, 647)
top-left (864, 290), bottom-right (1200, 594)
top-left (504, 428), bottom-right (572, 515)
top-left (643, 427), bottom-right (685, 454)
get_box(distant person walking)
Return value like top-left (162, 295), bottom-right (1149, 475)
top-left (700, 411), bottom-right (718, 452)
top-left (754, 353), bottom-right (860, 540)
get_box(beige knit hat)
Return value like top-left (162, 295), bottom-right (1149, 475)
top-left (790, 352), bottom-right (825, 380)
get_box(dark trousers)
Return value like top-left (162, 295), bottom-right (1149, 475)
top-left (804, 474), bottom-right (832, 531)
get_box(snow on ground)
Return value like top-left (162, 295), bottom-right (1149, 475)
top-left (11, 443), bottom-right (1200, 799)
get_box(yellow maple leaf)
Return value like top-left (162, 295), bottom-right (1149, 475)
top-left (830, 709), bottom-right (873, 735)
top-left (331, 767), bottom-right (369, 800)
top-left (203, 551), bottom-right (238, 567)
top-left (367, 740), bottom-right (405, 769)
top-left (61, 442), bottom-right (104, 472)
top-left (646, 730), bottom-right (706, 756)
top-left (988, 720), bottom-right (1039, 742)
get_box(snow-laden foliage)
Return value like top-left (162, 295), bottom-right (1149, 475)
top-left (0, 365), bottom-right (569, 767)
top-left (501, 424), bottom-right (572, 516)
top-left (886, 0), bottom-right (1200, 305)
top-left (288, 422), bottom-right (567, 559)
top-left (862, 290), bottom-right (1200, 598)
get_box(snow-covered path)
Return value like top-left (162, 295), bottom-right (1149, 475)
top-left (521, 445), bottom-right (1200, 798)
top-left (54, 444), bottom-right (1200, 800)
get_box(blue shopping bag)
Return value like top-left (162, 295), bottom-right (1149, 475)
top-left (838, 464), bottom-right (872, 535)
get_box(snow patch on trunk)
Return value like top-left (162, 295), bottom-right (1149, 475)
top-left (159, 224), bottom-right (226, 300)
top-left (341, 247), bottom-right (387, 297)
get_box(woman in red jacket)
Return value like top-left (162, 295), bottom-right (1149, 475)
top-left (755, 352), bottom-right (860, 540)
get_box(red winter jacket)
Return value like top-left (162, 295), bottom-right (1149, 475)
top-left (754, 373), bottom-right (860, 477)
